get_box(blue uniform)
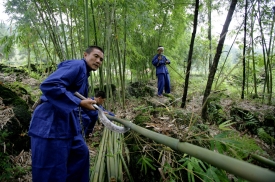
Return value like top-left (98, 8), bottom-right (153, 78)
top-left (29, 59), bottom-right (93, 182)
top-left (152, 54), bottom-right (171, 96)
top-left (76, 97), bottom-right (115, 137)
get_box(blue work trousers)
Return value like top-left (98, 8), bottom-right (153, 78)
top-left (31, 134), bottom-right (89, 182)
top-left (157, 73), bottom-right (170, 96)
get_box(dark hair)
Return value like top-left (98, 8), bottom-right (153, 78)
top-left (85, 45), bottom-right (104, 54)
top-left (95, 90), bottom-right (106, 99)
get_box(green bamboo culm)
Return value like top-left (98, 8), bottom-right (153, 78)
top-left (106, 115), bottom-right (275, 182)
top-left (251, 153), bottom-right (275, 168)
top-left (107, 130), bottom-right (116, 181)
top-left (119, 152), bottom-right (134, 182)
top-left (91, 123), bottom-right (127, 181)
top-left (91, 127), bottom-right (108, 181)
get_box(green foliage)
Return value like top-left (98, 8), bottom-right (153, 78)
top-left (0, 152), bottom-right (13, 180)
top-left (162, 162), bottom-right (179, 181)
top-left (219, 120), bottom-right (236, 131)
top-left (207, 102), bottom-right (227, 124)
top-left (28, 71), bottom-right (42, 80)
top-left (209, 131), bottom-right (263, 160)
top-left (231, 108), bottom-right (259, 134)
top-left (133, 105), bottom-right (154, 113)
top-left (179, 156), bottom-right (229, 182)
top-left (0, 131), bottom-right (29, 181)
top-left (0, 84), bottom-right (31, 181)
top-left (204, 94), bottom-right (229, 125)
top-left (134, 114), bottom-right (151, 125)
top-left (137, 155), bottom-right (156, 175)
top-left (172, 109), bottom-right (193, 125)
top-left (257, 128), bottom-right (275, 145)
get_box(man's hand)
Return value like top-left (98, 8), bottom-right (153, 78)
top-left (158, 55), bottom-right (162, 60)
top-left (79, 98), bottom-right (97, 110)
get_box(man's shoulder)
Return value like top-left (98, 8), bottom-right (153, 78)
top-left (58, 59), bottom-right (85, 68)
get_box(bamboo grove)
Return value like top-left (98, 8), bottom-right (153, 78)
top-left (0, 0), bottom-right (275, 181)
top-left (1, 0), bottom-right (274, 107)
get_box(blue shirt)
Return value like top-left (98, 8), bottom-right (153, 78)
top-left (152, 54), bottom-right (170, 75)
top-left (28, 59), bottom-right (94, 138)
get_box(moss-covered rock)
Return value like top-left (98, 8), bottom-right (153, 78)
top-left (0, 84), bottom-right (31, 155)
top-left (257, 128), bottom-right (274, 145)
top-left (127, 82), bottom-right (155, 98)
top-left (263, 110), bottom-right (275, 128)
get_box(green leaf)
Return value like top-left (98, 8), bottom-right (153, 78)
top-left (187, 163), bottom-right (195, 182)
top-left (219, 120), bottom-right (236, 131)
top-left (137, 155), bottom-right (156, 174)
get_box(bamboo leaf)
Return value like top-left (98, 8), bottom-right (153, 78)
top-left (219, 120), bottom-right (236, 131)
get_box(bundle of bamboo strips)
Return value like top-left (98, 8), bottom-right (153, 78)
top-left (90, 123), bottom-right (133, 182)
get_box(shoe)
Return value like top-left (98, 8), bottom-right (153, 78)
top-left (157, 94), bottom-right (163, 98)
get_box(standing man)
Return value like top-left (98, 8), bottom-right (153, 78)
top-left (28, 46), bottom-right (104, 182)
top-left (152, 46), bottom-right (171, 97)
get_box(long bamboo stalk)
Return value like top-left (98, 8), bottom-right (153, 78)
top-left (91, 127), bottom-right (108, 181)
top-left (107, 130), bottom-right (116, 181)
top-left (99, 128), bottom-right (108, 181)
top-left (119, 152), bottom-right (134, 182)
top-left (106, 115), bottom-right (275, 182)
top-left (113, 131), bottom-right (118, 178)
top-left (251, 154), bottom-right (275, 168)
top-left (118, 134), bottom-right (123, 181)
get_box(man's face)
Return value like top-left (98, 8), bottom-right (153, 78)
top-left (157, 49), bottom-right (164, 55)
top-left (95, 97), bottom-right (105, 105)
top-left (84, 48), bottom-right (104, 71)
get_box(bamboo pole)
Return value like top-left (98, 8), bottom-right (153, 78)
top-left (118, 134), bottom-right (123, 181)
top-left (251, 154), bottom-right (275, 168)
top-left (119, 152), bottom-right (134, 182)
top-left (91, 127), bottom-right (108, 181)
top-left (99, 128), bottom-right (108, 182)
top-left (107, 130), bottom-right (116, 181)
top-left (106, 115), bottom-right (275, 182)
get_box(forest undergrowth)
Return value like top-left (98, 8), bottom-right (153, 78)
top-left (0, 70), bottom-right (274, 182)
top-left (85, 84), bottom-right (275, 182)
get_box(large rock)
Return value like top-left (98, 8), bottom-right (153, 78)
top-left (0, 84), bottom-right (31, 155)
top-left (127, 81), bottom-right (156, 98)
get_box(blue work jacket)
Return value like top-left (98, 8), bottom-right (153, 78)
top-left (152, 54), bottom-right (170, 75)
top-left (29, 59), bottom-right (95, 139)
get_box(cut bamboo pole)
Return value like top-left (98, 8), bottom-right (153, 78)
top-left (91, 127), bottom-right (108, 181)
top-left (251, 153), bottom-right (275, 168)
top-left (106, 115), bottom-right (275, 182)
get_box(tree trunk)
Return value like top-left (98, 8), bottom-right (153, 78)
top-left (84, 0), bottom-right (90, 47)
top-left (207, 0), bottom-right (212, 72)
top-left (251, 3), bottom-right (258, 98)
top-left (122, 1), bottom-right (127, 108)
top-left (90, 0), bottom-right (98, 45)
top-left (241, 0), bottom-right (248, 99)
top-left (256, 0), bottom-right (269, 103)
top-left (181, 0), bottom-right (199, 108)
top-left (27, 42), bottom-right (31, 71)
top-left (266, 6), bottom-right (275, 105)
top-left (202, 0), bottom-right (238, 120)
